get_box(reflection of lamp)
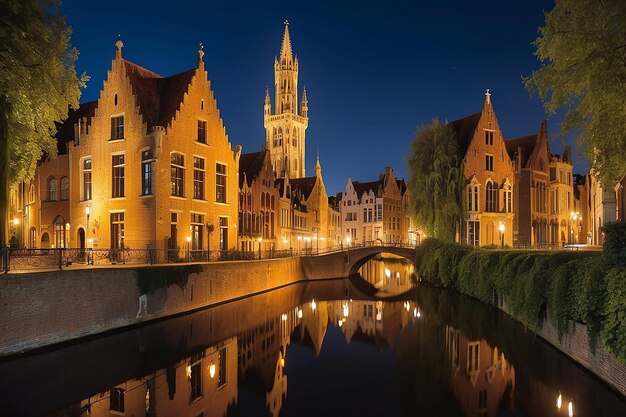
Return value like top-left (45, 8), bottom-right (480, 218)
top-left (343, 302), bottom-right (349, 317)
top-left (186, 365), bottom-right (192, 379)
top-left (281, 313), bottom-right (287, 321)
top-left (12, 218), bottom-right (19, 225)
top-left (209, 363), bottom-right (216, 379)
top-left (297, 308), bottom-right (303, 319)
top-left (257, 236), bottom-right (263, 260)
top-left (311, 299), bottom-right (316, 311)
top-left (568, 402), bottom-right (573, 417)
top-left (557, 393), bottom-right (562, 409)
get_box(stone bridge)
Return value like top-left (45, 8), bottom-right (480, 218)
top-left (301, 245), bottom-right (416, 280)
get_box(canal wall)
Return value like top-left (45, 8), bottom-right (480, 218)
top-left (0, 257), bottom-right (307, 356)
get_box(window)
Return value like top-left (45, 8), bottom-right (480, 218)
top-left (141, 150), bottom-right (153, 195)
top-left (194, 157), bottom-right (205, 200)
top-left (60, 177), bottom-right (69, 200)
top-left (216, 163), bottom-right (226, 203)
top-left (110, 115), bottom-right (124, 140)
top-left (485, 130), bottom-right (493, 145)
top-left (486, 181), bottom-right (498, 212)
top-left (53, 216), bottom-right (66, 248)
top-left (48, 178), bottom-right (57, 201)
top-left (467, 342), bottom-right (480, 373)
top-left (478, 389), bottom-right (488, 411)
top-left (191, 213), bottom-right (204, 250)
top-left (467, 185), bottom-right (479, 212)
top-left (197, 120), bottom-right (207, 144)
top-left (110, 388), bottom-right (125, 412)
top-left (82, 159), bottom-right (92, 200)
top-left (468, 220), bottom-right (480, 246)
top-left (112, 154), bottom-right (125, 198)
top-left (485, 154), bottom-right (494, 171)
top-left (111, 212), bottom-right (124, 249)
top-left (504, 185), bottom-right (512, 213)
top-left (550, 167), bottom-right (557, 182)
top-left (171, 153), bottom-right (185, 197)
top-left (219, 217), bottom-right (228, 251)
top-left (190, 362), bottom-right (202, 402)
top-left (218, 347), bottom-right (227, 387)
top-left (29, 185), bottom-right (35, 204)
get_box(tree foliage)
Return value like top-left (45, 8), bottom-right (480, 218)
top-left (0, 0), bottom-right (86, 246)
top-left (525, 0), bottom-right (626, 185)
top-left (406, 119), bottom-right (464, 242)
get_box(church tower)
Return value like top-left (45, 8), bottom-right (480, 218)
top-left (264, 21), bottom-right (309, 178)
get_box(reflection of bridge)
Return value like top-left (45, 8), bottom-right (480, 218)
top-left (301, 245), bottom-right (416, 279)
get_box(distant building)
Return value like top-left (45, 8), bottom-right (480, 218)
top-left (340, 167), bottom-right (411, 245)
top-left (448, 91), bottom-right (515, 246)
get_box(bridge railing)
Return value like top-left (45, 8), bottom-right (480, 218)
top-left (304, 242), bottom-right (417, 256)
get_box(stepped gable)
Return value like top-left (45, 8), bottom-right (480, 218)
top-left (352, 179), bottom-right (383, 200)
top-left (122, 59), bottom-right (196, 130)
top-left (55, 100), bottom-right (98, 154)
top-left (505, 134), bottom-right (538, 168)
top-left (447, 112), bottom-right (481, 157)
top-left (239, 151), bottom-right (265, 188)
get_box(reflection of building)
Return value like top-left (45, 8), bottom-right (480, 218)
top-left (358, 254), bottom-right (414, 293)
top-left (445, 326), bottom-right (515, 417)
top-left (81, 337), bottom-right (238, 417)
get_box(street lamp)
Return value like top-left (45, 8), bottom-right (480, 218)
top-left (498, 222), bottom-right (505, 249)
top-left (186, 236), bottom-right (191, 262)
top-left (257, 236), bottom-right (263, 260)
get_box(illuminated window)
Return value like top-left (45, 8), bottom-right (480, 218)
top-left (197, 120), bottom-right (207, 144)
top-left (141, 150), bottom-right (154, 196)
top-left (48, 178), bottom-right (57, 201)
top-left (59, 177), bottom-right (69, 200)
top-left (82, 159), bottom-right (92, 200)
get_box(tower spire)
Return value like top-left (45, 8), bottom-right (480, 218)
top-left (280, 20), bottom-right (293, 60)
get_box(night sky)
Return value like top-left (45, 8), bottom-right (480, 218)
top-left (61, 0), bottom-right (585, 194)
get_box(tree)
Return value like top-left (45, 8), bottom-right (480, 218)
top-left (0, 0), bottom-right (86, 248)
top-left (406, 119), bottom-right (464, 242)
top-left (525, 0), bottom-right (626, 185)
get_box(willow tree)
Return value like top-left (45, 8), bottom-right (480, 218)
top-left (407, 119), bottom-right (464, 242)
top-left (525, 0), bottom-right (626, 185)
top-left (0, 0), bottom-right (86, 247)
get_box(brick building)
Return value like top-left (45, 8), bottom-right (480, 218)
top-left (449, 91), bottom-right (515, 246)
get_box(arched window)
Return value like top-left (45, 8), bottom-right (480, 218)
top-left (53, 216), bottom-right (66, 248)
top-left (485, 181), bottom-right (498, 213)
top-left (467, 184), bottom-right (479, 212)
top-left (29, 184), bottom-right (35, 203)
top-left (503, 183), bottom-right (512, 213)
top-left (277, 128), bottom-right (283, 146)
top-left (48, 178), bottom-right (58, 201)
top-left (60, 177), bottom-right (69, 200)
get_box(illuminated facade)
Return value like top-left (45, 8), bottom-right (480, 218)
top-left (264, 22), bottom-right (308, 179)
top-left (450, 91), bottom-right (515, 247)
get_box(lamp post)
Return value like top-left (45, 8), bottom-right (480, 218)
top-left (345, 236), bottom-right (352, 263)
top-left (498, 222), bottom-right (505, 249)
top-left (569, 211), bottom-right (580, 244)
top-left (257, 236), bottom-right (263, 260)
top-left (186, 236), bottom-right (191, 262)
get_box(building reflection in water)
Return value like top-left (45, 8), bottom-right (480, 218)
top-left (445, 326), bottom-right (515, 417)
top-left (11, 256), bottom-right (623, 417)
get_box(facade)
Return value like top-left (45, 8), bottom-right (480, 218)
top-left (50, 41), bottom-right (242, 255)
top-left (340, 167), bottom-right (410, 246)
top-left (589, 173), bottom-right (617, 245)
top-left (615, 175), bottom-right (626, 222)
top-left (548, 151), bottom-right (575, 246)
top-left (238, 150), bottom-right (279, 255)
top-left (264, 22), bottom-right (308, 179)
top-left (448, 91), bottom-right (515, 247)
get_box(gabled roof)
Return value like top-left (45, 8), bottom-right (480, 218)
top-left (396, 178), bottom-right (407, 195)
top-left (55, 100), bottom-right (98, 154)
top-left (505, 134), bottom-right (538, 168)
top-left (122, 59), bottom-right (196, 130)
top-left (238, 151), bottom-right (266, 188)
top-left (290, 176), bottom-right (317, 201)
top-left (352, 179), bottom-right (383, 199)
top-left (447, 112), bottom-right (481, 157)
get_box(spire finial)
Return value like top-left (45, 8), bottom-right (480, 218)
top-left (284, 19), bottom-right (289, 26)
top-left (485, 88), bottom-right (491, 105)
top-left (115, 35), bottom-right (124, 58)
top-left (198, 42), bottom-right (205, 63)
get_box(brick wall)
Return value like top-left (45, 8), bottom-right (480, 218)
top-left (0, 257), bottom-right (305, 356)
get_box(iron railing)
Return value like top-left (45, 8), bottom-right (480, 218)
top-left (1, 247), bottom-right (295, 273)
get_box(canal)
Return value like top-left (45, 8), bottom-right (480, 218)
top-left (0, 255), bottom-right (624, 417)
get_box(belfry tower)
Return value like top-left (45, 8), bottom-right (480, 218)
top-left (264, 21), bottom-right (309, 178)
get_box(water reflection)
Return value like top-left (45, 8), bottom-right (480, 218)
top-left (0, 257), bottom-right (623, 417)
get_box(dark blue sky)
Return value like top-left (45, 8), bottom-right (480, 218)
top-left (62, 0), bottom-right (585, 194)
